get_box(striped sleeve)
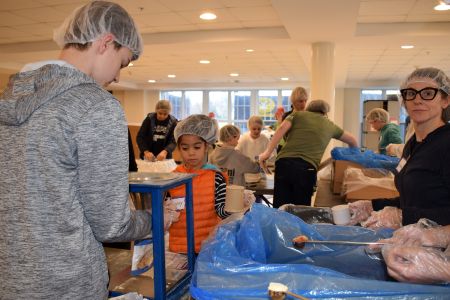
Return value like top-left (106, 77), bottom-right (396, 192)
top-left (214, 172), bottom-right (230, 219)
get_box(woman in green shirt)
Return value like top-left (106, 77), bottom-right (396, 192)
top-left (259, 100), bottom-right (358, 208)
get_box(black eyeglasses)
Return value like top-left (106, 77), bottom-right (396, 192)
top-left (400, 87), bottom-right (439, 101)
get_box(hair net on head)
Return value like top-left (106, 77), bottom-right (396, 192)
top-left (306, 99), bottom-right (330, 114)
top-left (53, 1), bottom-right (143, 60)
top-left (174, 114), bottom-right (217, 144)
top-left (366, 108), bottom-right (389, 123)
top-left (401, 67), bottom-right (450, 96)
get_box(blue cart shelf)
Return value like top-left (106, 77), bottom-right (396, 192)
top-left (111, 172), bottom-right (196, 300)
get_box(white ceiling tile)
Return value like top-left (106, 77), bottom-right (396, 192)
top-left (228, 6), bottom-right (280, 21)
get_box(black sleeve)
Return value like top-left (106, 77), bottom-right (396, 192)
top-left (136, 116), bottom-right (152, 158)
top-left (164, 117), bottom-right (178, 154)
top-left (371, 197), bottom-right (401, 211)
top-left (128, 129), bottom-right (138, 172)
top-left (214, 172), bottom-right (230, 219)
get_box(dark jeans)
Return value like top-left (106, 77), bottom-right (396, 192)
top-left (273, 157), bottom-right (317, 208)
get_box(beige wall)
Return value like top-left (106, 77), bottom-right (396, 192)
top-left (115, 89), bottom-right (160, 125)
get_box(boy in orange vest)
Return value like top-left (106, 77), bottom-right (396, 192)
top-left (168, 114), bottom-right (229, 253)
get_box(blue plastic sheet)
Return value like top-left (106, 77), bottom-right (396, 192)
top-left (190, 204), bottom-right (450, 299)
top-left (331, 147), bottom-right (400, 172)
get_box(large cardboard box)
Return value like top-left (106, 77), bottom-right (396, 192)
top-left (342, 167), bottom-right (399, 201)
top-left (331, 160), bottom-right (363, 194)
top-left (345, 185), bottom-right (399, 202)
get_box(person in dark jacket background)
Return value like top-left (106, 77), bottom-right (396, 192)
top-left (137, 99), bottom-right (177, 161)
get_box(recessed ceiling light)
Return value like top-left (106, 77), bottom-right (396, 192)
top-left (128, 62), bottom-right (134, 67)
top-left (200, 12), bottom-right (217, 20)
top-left (168, 74), bottom-right (176, 78)
top-left (281, 77), bottom-right (289, 81)
top-left (229, 73), bottom-right (239, 77)
top-left (401, 45), bottom-right (414, 49)
top-left (245, 49), bottom-right (254, 53)
top-left (434, 1), bottom-right (450, 10)
top-left (148, 79), bottom-right (156, 83)
top-left (199, 60), bottom-right (210, 64)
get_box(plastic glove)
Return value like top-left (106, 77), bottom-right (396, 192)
top-left (382, 245), bottom-right (450, 284)
top-left (163, 200), bottom-right (180, 231)
top-left (386, 143), bottom-right (404, 158)
top-left (383, 220), bottom-right (450, 249)
top-left (243, 189), bottom-right (256, 209)
top-left (348, 200), bottom-right (373, 225)
top-left (361, 206), bottom-right (402, 230)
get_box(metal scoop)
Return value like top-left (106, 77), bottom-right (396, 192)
top-left (293, 237), bottom-right (445, 250)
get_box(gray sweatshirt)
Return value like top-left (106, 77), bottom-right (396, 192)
top-left (209, 144), bottom-right (260, 186)
top-left (0, 64), bottom-right (151, 299)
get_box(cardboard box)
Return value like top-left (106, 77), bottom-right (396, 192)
top-left (345, 185), bottom-right (399, 202)
top-left (331, 160), bottom-right (363, 194)
top-left (342, 167), bottom-right (399, 201)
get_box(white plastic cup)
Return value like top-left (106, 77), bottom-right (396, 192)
top-left (332, 204), bottom-right (351, 225)
top-left (224, 185), bottom-right (245, 213)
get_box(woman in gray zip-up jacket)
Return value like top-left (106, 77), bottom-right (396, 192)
top-left (0, 2), bottom-right (152, 299)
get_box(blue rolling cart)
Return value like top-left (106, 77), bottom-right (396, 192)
top-left (111, 172), bottom-right (196, 300)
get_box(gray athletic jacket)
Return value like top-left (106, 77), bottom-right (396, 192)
top-left (0, 64), bottom-right (151, 299)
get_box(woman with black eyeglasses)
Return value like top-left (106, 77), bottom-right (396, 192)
top-left (349, 67), bottom-right (450, 229)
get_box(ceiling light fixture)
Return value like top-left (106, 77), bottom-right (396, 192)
top-left (434, 0), bottom-right (450, 10)
top-left (230, 73), bottom-right (239, 77)
top-left (167, 74), bottom-right (176, 78)
top-left (245, 49), bottom-right (254, 53)
top-left (280, 77), bottom-right (289, 81)
top-left (199, 60), bottom-right (210, 64)
top-left (148, 79), bottom-right (156, 83)
top-left (200, 12), bottom-right (217, 20)
top-left (401, 45), bottom-right (414, 49)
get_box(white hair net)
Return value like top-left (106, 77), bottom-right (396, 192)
top-left (174, 114), bottom-right (217, 144)
top-left (53, 1), bottom-right (143, 60)
top-left (401, 67), bottom-right (450, 96)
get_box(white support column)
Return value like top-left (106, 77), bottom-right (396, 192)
top-left (310, 42), bottom-right (337, 162)
top-left (310, 42), bottom-right (336, 120)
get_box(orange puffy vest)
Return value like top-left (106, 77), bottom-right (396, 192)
top-left (169, 165), bottom-right (220, 253)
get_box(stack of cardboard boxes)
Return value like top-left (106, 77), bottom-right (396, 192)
top-left (331, 160), bottom-right (399, 202)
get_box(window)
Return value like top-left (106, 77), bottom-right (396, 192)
top-left (281, 89), bottom-right (292, 112)
top-left (161, 89), bottom-right (293, 133)
top-left (361, 90), bottom-right (383, 102)
top-left (209, 91), bottom-right (228, 122)
top-left (258, 90), bottom-right (278, 128)
top-left (160, 91), bottom-right (182, 119)
top-left (231, 91), bottom-right (251, 132)
top-left (185, 91), bottom-right (203, 115)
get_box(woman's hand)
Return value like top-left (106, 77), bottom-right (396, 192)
top-left (258, 151), bottom-right (270, 168)
top-left (348, 200), bottom-right (373, 225)
top-left (144, 151), bottom-right (155, 162)
top-left (382, 245), bottom-right (450, 284)
top-left (156, 150), bottom-right (168, 161)
top-left (361, 206), bottom-right (402, 230)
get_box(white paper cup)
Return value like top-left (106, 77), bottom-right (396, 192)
top-left (332, 204), bottom-right (351, 225)
top-left (224, 185), bottom-right (245, 213)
